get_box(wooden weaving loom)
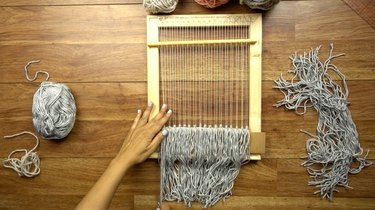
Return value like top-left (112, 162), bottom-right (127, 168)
top-left (147, 14), bottom-right (265, 160)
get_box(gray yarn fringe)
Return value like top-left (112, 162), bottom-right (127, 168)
top-left (160, 126), bottom-right (249, 208)
top-left (274, 44), bottom-right (372, 200)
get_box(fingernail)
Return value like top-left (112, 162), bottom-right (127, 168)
top-left (162, 130), bottom-right (168, 136)
top-left (161, 104), bottom-right (167, 109)
top-left (148, 101), bottom-right (153, 107)
top-left (167, 109), bottom-right (172, 114)
top-left (137, 109), bottom-right (141, 114)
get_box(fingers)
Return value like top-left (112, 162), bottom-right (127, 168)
top-left (134, 102), bottom-right (172, 140)
top-left (141, 102), bottom-right (172, 126)
top-left (151, 104), bottom-right (169, 121)
top-left (147, 109), bottom-right (172, 136)
top-left (138, 101), bottom-right (153, 126)
top-left (159, 109), bottom-right (172, 125)
top-left (149, 130), bottom-right (168, 153)
top-left (130, 109), bottom-right (142, 130)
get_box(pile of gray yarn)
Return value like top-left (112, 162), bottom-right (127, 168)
top-left (159, 126), bottom-right (249, 207)
top-left (274, 44), bottom-right (372, 200)
top-left (25, 60), bottom-right (76, 140)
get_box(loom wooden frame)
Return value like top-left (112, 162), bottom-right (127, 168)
top-left (146, 14), bottom-right (265, 160)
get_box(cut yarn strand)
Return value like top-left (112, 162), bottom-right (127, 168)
top-left (24, 60), bottom-right (50, 82)
top-left (274, 44), bottom-right (372, 200)
top-left (3, 131), bottom-right (41, 178)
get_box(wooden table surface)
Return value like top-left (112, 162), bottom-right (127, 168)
top-left (0, 0), bottom-right (374, 209)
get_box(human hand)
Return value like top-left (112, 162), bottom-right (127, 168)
top-left (115, 102), bottom-right (172, 167)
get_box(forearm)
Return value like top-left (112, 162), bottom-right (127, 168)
top-left (75, 157), bottom-right (131, 210)
top-left (75, 103), bottom-right (171, 210)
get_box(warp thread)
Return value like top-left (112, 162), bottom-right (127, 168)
top-left (240, 0), bottom-right (279, 10)
top-left (194, 0), bottom-right (231, 8)
top-left (143, 0), bottom-right (178, 14)
top-left (274, 44), bottom-right (372, 200)
top-left (3, 131), bottom-right (40, 177)
top-left (25, 60), bottom-right (76, 140)
top-left (160, 126), bottom-right (249, 207)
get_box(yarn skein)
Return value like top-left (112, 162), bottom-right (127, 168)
top-left (25, 60), bottom-right (76, 140)
top-left (143, 0), bottom-right (178, 14)
top-left (194, 0), bottom-right (231, 8)
top-left (240, 0), bottom-right (279, 10)
top-left (3, 131), bottom-right (41, 177)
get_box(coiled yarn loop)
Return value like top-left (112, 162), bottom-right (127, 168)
top-left (3, 131), bottom-right (40, 177)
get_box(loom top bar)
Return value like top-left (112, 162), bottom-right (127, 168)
top-left (148, 39), bottom-right (257, 47)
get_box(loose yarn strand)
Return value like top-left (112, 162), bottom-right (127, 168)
top-left (24, 60), bottom-right (50, 82)
top-left (274, 44), bottom-right (372, 200)
top-left (3, 131), bottom-right (41, 178)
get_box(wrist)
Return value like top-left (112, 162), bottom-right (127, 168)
top-left (111, 154), bottom-right (133, 173)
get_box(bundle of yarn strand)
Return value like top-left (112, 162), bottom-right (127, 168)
top-left (274, 44), bottom-right (372, 200)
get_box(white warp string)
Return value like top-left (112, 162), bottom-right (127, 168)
top-left (274, 44), bottom-right (372, 200)
top-left (3, 131), bottom-right (41, 177)
top-left (160, 126), bottom-right (249, 207)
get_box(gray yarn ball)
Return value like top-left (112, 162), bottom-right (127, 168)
top-left (240, 0), bottom-right (279, 10)
top-left (32, 81), bottom-right (76, 140)
top-left (143, 0), bottom-right (178, 14)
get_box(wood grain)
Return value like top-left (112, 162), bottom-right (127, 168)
top-left (0, 0), bottom-right (374, 209)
